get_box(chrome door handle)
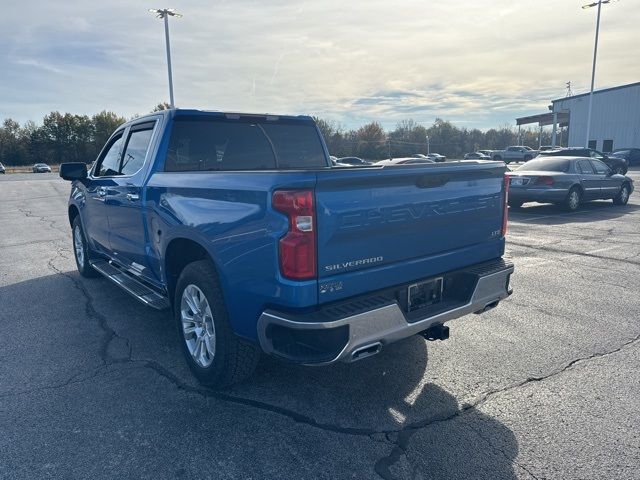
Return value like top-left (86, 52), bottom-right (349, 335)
top-left (126, 193), bottom-right (140, 201)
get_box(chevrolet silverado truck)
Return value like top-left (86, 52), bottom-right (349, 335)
top-left (59, 109), bottom-right (514, 387)
top-left (492, 146), bottom-right (538, 164)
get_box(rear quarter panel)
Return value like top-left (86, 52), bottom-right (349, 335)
top-left (145, 171), bottom-right (318, 341)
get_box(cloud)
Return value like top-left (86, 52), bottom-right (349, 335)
top-left (0, 0), bottom-right (638, 130)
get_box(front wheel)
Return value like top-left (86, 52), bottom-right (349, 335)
top-left (72, 217), bottom-right (98, 278)
top-left (562, 187), bottom-right (582, 211)
top-left (613, 184), bottom-right (630, 205)
top-left (175, 260), bottom-right (260, 388)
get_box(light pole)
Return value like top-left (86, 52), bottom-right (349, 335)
top-left (149, 8), bottom-right (182, 108)
top-left (426, 135), bottom-right (430, 155)
top-left (582, 0), bottom-right (611, 148)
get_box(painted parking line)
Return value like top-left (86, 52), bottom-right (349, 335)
top-left (584, 245), bottom-right (620, 255)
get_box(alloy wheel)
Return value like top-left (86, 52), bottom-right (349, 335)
top-left (180, 284), bottom-right (216, 368)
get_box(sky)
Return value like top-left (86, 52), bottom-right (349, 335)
top-left (1, 0), bottom-right (638, 131)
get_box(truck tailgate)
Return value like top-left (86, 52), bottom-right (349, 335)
top-left (315, 161), bottom-right (507, 302)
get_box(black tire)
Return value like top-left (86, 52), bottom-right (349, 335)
top-left (613, 183), bottom-right (631, 206)
top-left (71, 217), bottom-right (99, 278)
top-left (174, 260), bottom-right (260, 388)
top-left (562, 187), bottom-right (582, 211)
top-left (508, 200), bottom-right (523, 209)
top-left (524, 155), bottom-right (532, 161)
top-left (493, 155), bottom-right (502, 161)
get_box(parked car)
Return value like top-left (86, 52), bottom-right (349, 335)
top-left (32, 163), bottom-right (51, 173)
top-left (0, 162), bottom-right (5, 174)
top-left (478, 150), bottom-right (495, 157)
top-left (425, 153), bottom-right (446, 162)
top-left (506, 156), bottom-right (633, 211)
top-left (610, 148), bottom-right (640, 167)
top-left (491, 146), bottom-right (539, 163)
top-left (337, 156), bottom-right (372, 166)
top-left (464, 152), bottom-right (491, 160)
top-left (59, 109), bottom-right (513, 387)
top-left (542, 147), bottom-right (628, 174)
top-left (378, 157), bottom-right (436, 165)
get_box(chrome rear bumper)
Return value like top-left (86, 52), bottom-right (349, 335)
top-left (257, 259), bottom-right (513, 365)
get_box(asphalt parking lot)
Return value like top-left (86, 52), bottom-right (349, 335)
top-left (1, 170), bottom-right (639, 479)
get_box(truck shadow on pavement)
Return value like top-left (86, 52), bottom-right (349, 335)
top-left (0, 271), bottom-right (520, 480)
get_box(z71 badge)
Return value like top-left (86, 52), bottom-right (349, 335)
top-left (320, 281), bottom-right (343, 294)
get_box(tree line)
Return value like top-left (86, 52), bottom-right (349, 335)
top-left (0, 109), bottom-right (555, 166)
top-left (315, 118), bottom-right (555, 160)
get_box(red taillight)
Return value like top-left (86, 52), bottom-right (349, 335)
top-left (534, 176), bottom-right (555, 186)
top-left (272, 190), bottom-right (317, 280)
top-left (502, 174), bottom-right (509, 237)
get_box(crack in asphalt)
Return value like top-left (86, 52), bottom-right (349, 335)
top-left (372, 331), bottom-right (640, 479)
top-left (47, 245), bottom-right (132, 366)
top-left (17, 206), bottom-right (69, 235)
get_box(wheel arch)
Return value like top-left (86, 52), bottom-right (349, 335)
top-left (164, 237), bottom-right (218, 305)
top-left (68, 204), bottom-right (80, 228)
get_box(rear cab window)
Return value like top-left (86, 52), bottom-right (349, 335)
top-left (165, 116), bottom-right (328, 172)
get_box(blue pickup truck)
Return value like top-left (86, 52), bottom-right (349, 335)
top-left (59, 109), bottom-right (513, 387)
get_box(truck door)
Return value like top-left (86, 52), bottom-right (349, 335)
top-left (83, 132), bottom-right (125, 254)
top-left (104, 121), bottom-right (159, 283)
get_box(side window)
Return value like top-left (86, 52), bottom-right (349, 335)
top-left (121, 123), bottom-right (155, 176)
top-left (577, 160), bottom-right (594, 174)
top-left (602, 140), bottom-right (613, 153)
top-left (591, 160), bottom-right (608, 175)
top-left (96, 134), bottom-right (124, 177)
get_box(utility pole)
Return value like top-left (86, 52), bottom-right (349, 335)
top-left (582, 0), bottom-right (611, 148)
top-left (149, 8), bottom-right (182, 108)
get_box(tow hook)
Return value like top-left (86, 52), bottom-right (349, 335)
top-left (420, 324), bottom-right (449, 341)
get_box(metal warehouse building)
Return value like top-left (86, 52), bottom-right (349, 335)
top-left (552, 82), bottom-right (640, 152)
top-left (518, 81), bottom-right (640, 152)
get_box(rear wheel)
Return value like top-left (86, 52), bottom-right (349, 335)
top-left (493, 155), bottom-right (502, 161)
top-left (613, 183), bottom-right (630, 206)
top-left (175, 260), bottom-right (260, 388)
top-left (72, 217), bottom-right (98, 278)
top-left (562, 187), bottom-right (582, 211)
top-left (524, 155), bottom-right (532, 161)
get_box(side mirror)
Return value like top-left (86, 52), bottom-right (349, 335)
top-left (59, 162), bottom-right (88, 181)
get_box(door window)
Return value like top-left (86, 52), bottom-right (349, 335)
top-left (577, 160), bottom-right (594, 174)
top-left (121, 123), bottom-right (155, 176)
top-left (96, 134), bottom-right (124, 177)
top-left (590, 160), bottom-right (609, 175)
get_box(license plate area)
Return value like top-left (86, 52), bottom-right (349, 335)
top-left (406, 277), bottom-right (443, 313)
